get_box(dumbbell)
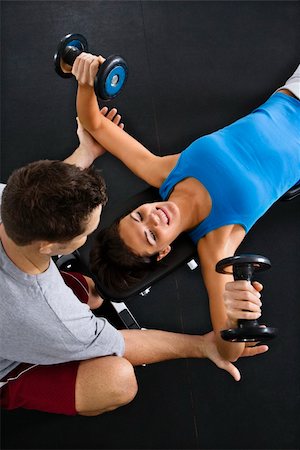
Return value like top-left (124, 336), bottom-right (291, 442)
top-left (54, 33), bottom-right (128, 100)
top-left (216, 254), bottom-right (278, 342)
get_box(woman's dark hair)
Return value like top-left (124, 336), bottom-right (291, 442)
top-left (90, 215), bottom-right (159, 293)
top-left (1, 160), bottom-right (107, 245)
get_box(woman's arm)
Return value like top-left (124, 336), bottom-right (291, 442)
top-left (197, 225), bottom-right (264, 361)
top-left (72, 53), bottom-right (171, 187)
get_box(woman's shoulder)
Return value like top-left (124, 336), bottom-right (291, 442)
top-left (197, 224), bottom-right (246, 254)
top-left (159, 154), bottom-right (180, 183)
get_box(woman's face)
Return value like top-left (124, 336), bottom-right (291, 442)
top-left (118, 201), bottom-right (181, 258)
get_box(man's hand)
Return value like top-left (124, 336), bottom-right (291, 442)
top-left (76, 107), bottom-right (124, 160)
top-left (240, 341), bottom-right (269, 357)
top-left (65, 106), bottom-right (124, 168)
top-left (202, 331), bottom-right (241, 381)
top-left (202, 329), bottom-right (268, 381)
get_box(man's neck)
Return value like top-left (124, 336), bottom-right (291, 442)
top-left (0, 224), bottom-right (50, 275)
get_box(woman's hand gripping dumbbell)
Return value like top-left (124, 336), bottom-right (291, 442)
top-left (54, 33), bottom-right (128, 100)
top-left (216, 254), bottom-right (278, 342)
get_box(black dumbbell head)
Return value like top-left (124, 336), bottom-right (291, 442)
top-left (216, 254), bottom-right (271, 276)
top-left (54, 33), bottom-right (88, 78)
top-left (221, 325), bottom-right (278, 342)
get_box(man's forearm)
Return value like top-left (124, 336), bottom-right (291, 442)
top-left (120, 329), bottom-right (205, 366)
top-left (64, 86), bottom-right (103, 169)
top-left (63, 145), bottom-right (94, 169)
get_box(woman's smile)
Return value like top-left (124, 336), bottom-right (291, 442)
top-left (156, 207), bottom-right (170, 225)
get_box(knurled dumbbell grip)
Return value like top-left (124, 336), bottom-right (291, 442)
top-left (62, 45), bottom-right (82, 67)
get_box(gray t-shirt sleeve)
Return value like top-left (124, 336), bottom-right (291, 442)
top-left (36, 263), bottom-right (126, 360)
top-left (0, 257), bottom-right (125, 371)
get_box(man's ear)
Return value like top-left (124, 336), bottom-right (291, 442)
top-left (156, 245), bottom-right (171, 261)
top-left (39, 242), bottom-right (56, 255)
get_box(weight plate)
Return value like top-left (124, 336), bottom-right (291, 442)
top-left (216, 254), bottom-right (271, 275)
top-left (221, 325), bottom-right (278, 342)
top-left (54, 33), bottom-right (88, 78)
top-left (95, 55), bottom-right (128, 99)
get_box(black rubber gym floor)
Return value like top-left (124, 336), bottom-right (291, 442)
top-left (1, 1), bottom-right (300, 449)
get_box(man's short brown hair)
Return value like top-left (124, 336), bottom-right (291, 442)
top-left (1, 160), bottom-right (107, 245)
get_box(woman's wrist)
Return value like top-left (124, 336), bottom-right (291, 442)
top-left (226, 317), bottom-right (238, 330)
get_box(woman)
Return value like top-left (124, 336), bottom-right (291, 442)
top-left (74, 54), bottom-right (300, 361)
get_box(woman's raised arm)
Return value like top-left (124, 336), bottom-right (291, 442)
top-left (73, 53), bottom-right (167, 188)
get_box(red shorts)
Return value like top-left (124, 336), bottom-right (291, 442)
top-left (0, 271), bottom-right (89, 415)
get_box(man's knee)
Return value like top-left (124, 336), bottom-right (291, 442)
top-left (76, 356), bottom-right (137, 416)
top-left (105, 356), bottom-right (138, 406)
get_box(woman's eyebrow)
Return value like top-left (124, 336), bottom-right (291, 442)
top-left (144, 230), bottom-right (151, 245)
top-left (129, 214), bottom-right (152, 246)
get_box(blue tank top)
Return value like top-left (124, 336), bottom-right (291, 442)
top-left (159, 93), bottom-right (300, 244)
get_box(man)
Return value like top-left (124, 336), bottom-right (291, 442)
top-left (0, 106), bottom-right (267, 417)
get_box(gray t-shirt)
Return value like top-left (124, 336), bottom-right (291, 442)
top-left (0, 183), bottom-right (124, 380)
